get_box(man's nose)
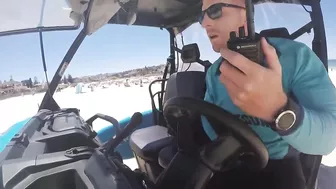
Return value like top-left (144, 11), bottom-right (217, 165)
top-left (201, 14), bottom-right (214, 28)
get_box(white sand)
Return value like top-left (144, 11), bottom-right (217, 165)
top-left (0, 83), bottom-right (160, 170)
top-left (1, 75), bottom-right (336, 169)
top-left (0, 84), bottom-right (161, 133)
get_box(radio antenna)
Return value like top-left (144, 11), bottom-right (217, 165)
top-left (245, 0), bottom-right (255, 40)
top-left (38, 0), bottom-right (52, 103)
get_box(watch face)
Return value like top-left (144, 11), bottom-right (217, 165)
top-left (276, 110), bottom-right (296, 130)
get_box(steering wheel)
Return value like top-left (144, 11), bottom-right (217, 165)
top-left (163, 97), bottom-right (269, 172)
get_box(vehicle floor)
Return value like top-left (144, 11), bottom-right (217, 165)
top-left (317, 164), bottom-right (336, 189)
top-left (122, 156), bottom-right (335, 189)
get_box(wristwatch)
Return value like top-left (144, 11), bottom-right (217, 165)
top-left (272, 97), bottom-right (302, 132)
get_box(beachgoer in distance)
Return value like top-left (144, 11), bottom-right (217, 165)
top-left (200, 0), bottom-right (336, 188)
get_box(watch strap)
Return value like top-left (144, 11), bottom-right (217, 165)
top-left (274, 97), bottom-right (304, 136)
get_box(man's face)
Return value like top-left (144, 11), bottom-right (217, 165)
top-left (201, 0), bottom-right (246, 52)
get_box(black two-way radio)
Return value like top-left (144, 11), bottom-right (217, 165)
top-left (227, 0), bottom-right (264, 65)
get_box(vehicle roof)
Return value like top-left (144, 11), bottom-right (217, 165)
top-left (107, 0), bottom-right (318, 34)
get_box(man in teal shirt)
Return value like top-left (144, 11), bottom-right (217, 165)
top-left (199, 0), bottom-right (336, 188)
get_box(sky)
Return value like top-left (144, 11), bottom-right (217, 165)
top-left (0, 0), bottom-right (335, 82)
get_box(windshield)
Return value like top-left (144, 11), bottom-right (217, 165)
top-left (255, 3), bottom-right (313, 46)
top-left (0, 0), bottom-right (79, 35)
top-left (0, 1), bottom-right (335, 166)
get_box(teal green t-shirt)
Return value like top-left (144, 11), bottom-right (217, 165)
top-left (201, 37), bottom-right (336, 159)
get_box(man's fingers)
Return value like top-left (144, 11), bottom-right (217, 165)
top-left (220, 48), bottom-right (255, 75)
top-left (261, 37), bottom-right (281, 73)
top-left (219, 62), bottom-right (247, 88)
top-left (219, 74), bottom-right (244, 106)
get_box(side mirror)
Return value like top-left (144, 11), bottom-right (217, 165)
top-left (181, 43), bottom-right (200, 63)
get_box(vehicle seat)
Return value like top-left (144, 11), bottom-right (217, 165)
top-left (129, 71), bottom-right (208, 160)
top-left (129, 70), bottom-right (209, 181)
top-left (129, 125), bottom-right (173, 181)
top-left (259, 27), bottom-right (290, 39)
top-left (163, 71), bottom-right (207, 135)
top-left (158, 145), bottom-right (177, 169)
top-left (129, 126), bottom-right (173, 162)
top-left (158, 71), bottom-right (210, 169)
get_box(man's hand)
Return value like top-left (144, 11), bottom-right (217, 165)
top-left (219, 37), bottom-right (287, 122)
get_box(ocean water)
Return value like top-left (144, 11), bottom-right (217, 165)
top-left (329, 59), bottom-right (336, 70)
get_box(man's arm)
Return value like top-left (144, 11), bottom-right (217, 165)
top-left (281, 44), bottom-right (336, 155)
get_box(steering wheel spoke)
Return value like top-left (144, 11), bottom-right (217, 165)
top-left (200, 134), bottom-right (243, 172)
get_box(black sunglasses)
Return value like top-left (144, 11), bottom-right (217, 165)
top-left (199, 3), bottom-right (246, 24)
